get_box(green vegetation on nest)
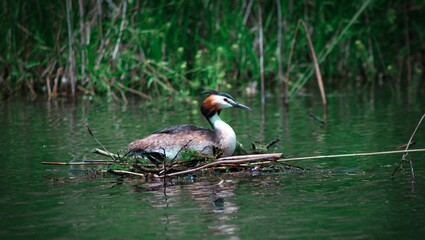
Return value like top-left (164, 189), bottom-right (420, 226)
top-left (0, 0), bottom-right (423, 99)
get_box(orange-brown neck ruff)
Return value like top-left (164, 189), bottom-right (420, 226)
top-left (201, 95), bottom-right (221, 118)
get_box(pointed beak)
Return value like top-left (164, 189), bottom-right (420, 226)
top-left (231, 101), bottom-right (252, 111)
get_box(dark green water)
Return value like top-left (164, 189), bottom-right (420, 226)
top-left (1, 91), bottom-right (425, 239)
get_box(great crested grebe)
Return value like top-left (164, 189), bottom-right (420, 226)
top-left (126, 90), bottom-right (251, 163)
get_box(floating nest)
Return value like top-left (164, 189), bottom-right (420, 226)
top-left (88, 137), bottom-right (297, 179)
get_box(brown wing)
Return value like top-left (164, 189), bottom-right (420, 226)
top-left (127, 124), bottom-right (218, 160)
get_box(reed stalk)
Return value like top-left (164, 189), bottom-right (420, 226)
top-left (112, 0), bottom-right (127, 60)
top-left (78, 0), bottom-right (85, 81)
top-left (276, 0), bottom-right (285, 103)
top-left (66, 0), bottom-right (76, 97)
top-left (258, 0), bottom-right (265, 111)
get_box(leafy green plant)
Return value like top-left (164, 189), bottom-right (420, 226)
top-left (0, 0), bottom-right (423, 99)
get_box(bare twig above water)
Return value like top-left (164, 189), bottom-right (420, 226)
top-left (300, 20), bottom-right (326, 106)
top-left (391, 113), bottom-right (425, 180)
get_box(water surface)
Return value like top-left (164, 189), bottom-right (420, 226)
top-left (1, 91), bottom-right (424, 239)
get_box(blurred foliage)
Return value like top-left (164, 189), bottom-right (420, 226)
top-left (0, 0), bottom-right (424, 99)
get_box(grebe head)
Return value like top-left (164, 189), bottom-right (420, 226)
top-left (200, 90), bottom-right (251, 118)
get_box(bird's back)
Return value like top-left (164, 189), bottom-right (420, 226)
top-left (127, 124), bottom-right (218, 161)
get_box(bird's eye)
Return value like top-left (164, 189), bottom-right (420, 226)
top-left (223, 98), bottom-right (228, 102)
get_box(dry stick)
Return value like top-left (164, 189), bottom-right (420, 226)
top-left (286, 20), bottom-right (326, 106)
top-left (278, 149), bottom-right (425, 163)
top-left (65, 0), bottom-right (76, 97)
top-left (391, 113), bottom-right (425, 177)
top-left (300, 20), bottom-right (326, 106)
top-left (258, 0), bottom-right (265, 112)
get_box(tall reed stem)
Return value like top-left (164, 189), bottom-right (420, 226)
top-left (113, 0), bottom-right (127, 60)
top-left (78, 0), bottom-right (85, 81)
top-left (276, 0), bottom-right (285, 102)
top-left (285, 20), bottom-right (326, 106)
top-left (258, 0), bottom-right (265, 111)
top-left (66, 0), bottom-right (76, 97)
